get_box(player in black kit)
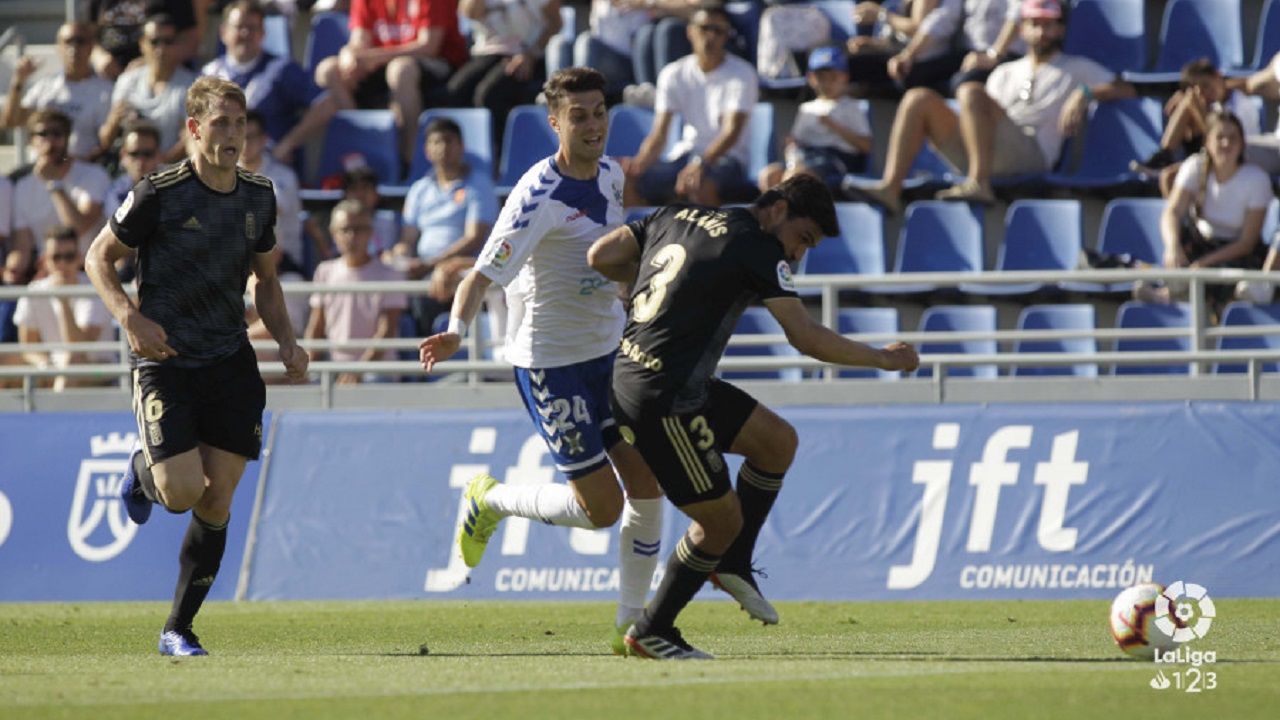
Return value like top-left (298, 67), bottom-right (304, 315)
top-left (85, 76), bottom-right (308, 656)
top-left (588, 174), bottom-right (919, 659)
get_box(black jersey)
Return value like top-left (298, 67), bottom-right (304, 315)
top-left (110, 160), bottom-right (277, 368)
top-left (612, 204), bottom-right (798, 415)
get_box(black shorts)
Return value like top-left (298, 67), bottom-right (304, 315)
top-left (611, 379), bottom-right (759, 507)
top-left (132, 343), bottom-right (266, 465)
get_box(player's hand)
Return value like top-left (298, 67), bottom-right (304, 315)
top-left (123, 311), bottom-right (177, 362)
top-left (878, 341), bottom-right (920, 372)
top-left (419, 332), bottom-right (461, 373)
top-left (279, 342), bottom-right (309, 383)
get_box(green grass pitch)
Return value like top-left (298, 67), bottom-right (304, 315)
top-left (2, 599), bottom-right (1277, 719)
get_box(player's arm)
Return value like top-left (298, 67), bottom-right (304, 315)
top-left (765, 296), bottom-right (919, 372)
top-left (85, 225), bottom-right (175, 361)
top-left (251, 250), bottom-right (308, 382)
top-left (418, 268), bottom-right (492, 372)
top-left (587, 225), bottom-right (641, 283)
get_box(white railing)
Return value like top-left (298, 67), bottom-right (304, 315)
top-left (3, 266), bottom-right (1280, 410)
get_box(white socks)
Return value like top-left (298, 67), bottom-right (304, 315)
top-left (616, 497), bottom-right (663, 626)
top-left (484, 482), bottom-right (596, 529)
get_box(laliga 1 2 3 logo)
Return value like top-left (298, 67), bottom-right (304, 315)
top-left (67, 433), bottom-right (140, 562)
top-left (1156, 580), bottom-right (1215, 643)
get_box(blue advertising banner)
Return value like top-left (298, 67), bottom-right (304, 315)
top-left (4, 403), bottom-right (1278, 602)
top-left (0, 413), bottom-right (267, 601)
top-left (243, 403), bottom-right (1280, 601)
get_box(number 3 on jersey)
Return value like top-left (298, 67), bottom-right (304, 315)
top-left (631, 244), bottom-right (687, 323)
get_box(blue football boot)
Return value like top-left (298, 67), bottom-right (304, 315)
top-left (119, 445), bottom-right (153, 525)
top-left (159, 629), bottom-right (208, 656)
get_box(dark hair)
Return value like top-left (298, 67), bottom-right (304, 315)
top-left (692, 4), bottom-right (732, 25)
top-left (144, 13), bottom-right (177, 32)
top-left (754, 174), bottom-right (839, 237)
top-left (27, 108), bottom-right (72, 135)
top-left (246, 109), bottom-right (266, 130)
top-left (121, 121), bottom-right (161, 147)
top-left (342, 166), bottom-right (380, 189)
top-left (1204, 110), bottom-right (1247, 167)
top-left (543, 67), bottom-right (607, 113)
top-left (45, 224), bottom-right (78, 243)
top-left (1180, 57), bottom-right (1220, 88)
top-left (425, 117), bottom-right (462, 141)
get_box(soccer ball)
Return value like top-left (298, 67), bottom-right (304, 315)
top-left (1109, 583), bottom-right (1178, 660)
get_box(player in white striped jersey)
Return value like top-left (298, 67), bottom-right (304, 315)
top-left (419, 68), bottom-right (663, 654)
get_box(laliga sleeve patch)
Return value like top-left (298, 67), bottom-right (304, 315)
top-left (776, 260), bottom-right (796, 291)
top-left (114, 190), bottom-right (134, 223)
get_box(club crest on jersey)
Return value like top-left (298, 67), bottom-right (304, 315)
top-left (487, 239), bottom-right (514, 269)
top-left (776, 260), bottom-right (796, 291)
top-left (245, 212), bottom-right (256, 239)
top-left (114, 191), bottom-right (134, 223)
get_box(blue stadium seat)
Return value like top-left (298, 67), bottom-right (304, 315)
top-left (304, 11), bottom-right (349, 76)
top-left (916, 305), bottom-right (998, 379)
top-left (1012, 304), bottom-right (1098, 377)
top-left (961, 199), bottom-right (1082, 296)
top-left (836, 307), bottom-right (900, 379)
top-left (606, 106), bottom-right (682, 158)
top-left (797, 202), bottom-right (885, 297)
top-left (726, 1), bottom-right (763, 66)
top-left (1061, 197), bottom-right (1166, 294)
top-left (316, 110), bottom-right (400, 186)
top-left (874, 201), bottom-right (983, 294)
top-left (625, 206), bottom-right (659, 224)
top-left (760, 1), bottom-right (857, 89)
top-left (1124, 0), bottom-right (1245, 83)
top-left (748, 103), bottom-right (776, 181)
top-left (1063, 0), bottom-right (1146, 74)
top-left (497, 105), bottom-right (559, 192)
top-left (1250, 0), bottom-right (1280, 70)
top-left (1213, 302), bottom-right (1280, 373)
top-left (407, 108), bottom-right (494, 184)
top-left (1047, 98), bottom-right (1163, 189)
top-left (1114, 302), bottom-right (1192, 375)
top-left (722, 307), bottom-right (804, 381)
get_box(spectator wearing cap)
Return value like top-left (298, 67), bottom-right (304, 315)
top-left (847, 0), bottom-right (1132, 213)
top-left (624, 5), bottom-right (759, 207)
top-left (758, 46), bottom-right (871, 194)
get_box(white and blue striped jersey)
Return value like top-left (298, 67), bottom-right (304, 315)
top-left (475, 156), bottom-right (627, 369)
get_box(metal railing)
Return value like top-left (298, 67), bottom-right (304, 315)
top-left (3, 266), bottom-right (1280, 410)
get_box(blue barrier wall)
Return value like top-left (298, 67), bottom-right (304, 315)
top-left (0, 413), bottom-right (267, 601)
top-left (3, 403), bottom-right (1278, 602)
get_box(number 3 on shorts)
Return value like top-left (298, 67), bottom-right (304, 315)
top-left (632, 245), bottom-right (687, 323)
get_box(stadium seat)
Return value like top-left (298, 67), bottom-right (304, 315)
top-left (722, 307), bottom-right (804, 381)
top-left (1213, 302), bottom-right (1280, 373)
top-left (625, 206), bottom-right (659, 223)
top-left (1047, 97), bottom-right (1163, 189)
top-left (606, 106), bottom-right (682, 158)
top-left (874, 201), bottom-right (983, 294)
top-left (725, 1), bottom-right (763, 66)
top-left (759, 0), bottom-right (857, 89)
top-left (1061, 197), bottom-right (1166, 294)
top-left (316, 110), bottom-right (400, 187)
top-left (497, 105), bottom-right (559, 192)
top-left (916, 305), bottom-right (998, 379)
top-left (961, 199), bottom-right (1082, 296)
top-left (1114, 302), bottom-right (1193, 375)
top-left (1062, 0), bottom-right (1146, 74)
top-left (797, 202), bottom-right (885, 297)
top-left (1124, 0), bottom-right (1245, 83)
top-left (304, 11), bottom-right (349, 76)
top-left (1012, 304), bottom-right (1098, 377)
top-left (1249, 0), bottom-right (1280, 70)
top-left (407, 108), bottom-right (494, 184)
top-left (836, 307), bottom-right (899, 379)
top-left (748, 103), bottom-right (776, 181)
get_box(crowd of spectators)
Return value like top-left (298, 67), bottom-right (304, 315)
top-left (2, 0), bottom-right (1280, 386)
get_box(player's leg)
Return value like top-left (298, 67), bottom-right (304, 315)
top-left (604, 417), bottom-right (664, 652)
top-left (616, 408), bottom-right (738, 659)
top-left (708, 381), bottom-right (795, 624)
top-left (457, 357), bottom-right (618, 568)
top-left (121, 367), bottom-right (203, 522)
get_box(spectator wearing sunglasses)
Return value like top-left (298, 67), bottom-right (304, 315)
top-left (105, 123), bottom-right (164, 220)
top-left (8, 110), bottom-right (111, 281)
top-left (1, 22), bottom-right (114, 161)
top-left (12, 225), bottom-right (116, 390)
top-left (846, 0), bottom-right (1130, 213)
top-left (624, 5), bottom-right (758, 206)
top-left (101, 14), bottom-right (198, 164)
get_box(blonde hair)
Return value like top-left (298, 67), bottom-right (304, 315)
top-left (186, 76), bottom-right (247, 121)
